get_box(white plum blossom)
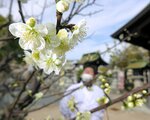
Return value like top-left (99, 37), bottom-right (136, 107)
top-left (9, 18), bottom-right (48, 50)
top-left (24, 51), bottom-right (38, 68)
top-left (44, 23), bottom-right (60, 49)
top-left (70, 19), bottom-right (87, 48)
top-left (53, 29), bottom-right (70, 56)
top-left (38, 50), bottom-right (65, 75)
top-left (9, 16), bottom-right (87, 75)
top-left (56, 0), bottom-right (69, 13)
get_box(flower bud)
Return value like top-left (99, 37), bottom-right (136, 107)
top-left (104, 88), bottom-right (111, 94)
top-left (100, 84), bottom-right (105, 89)
top-left (34, 92), bottom-right (43, 100)
top-left (127, 96), bottom-right (134, 102)
top-left (101, 78), bottom-right (106, 83)
top-left (135, 93), bottom-right (142, 99)
top-left (77, 112), bottom-right (81, 116)
top-left (26, 17), bottom-right (36, 27)
top-left (135, 99), bottom-right (144, 107)
top-left (142, 90), bottom-right (147, 95)
top-left (104, 83), bottom-right (109, 88)
top-left (56, 0), bottom-right (69, 13)
top-left (127, 102), bottom-right (134, 108)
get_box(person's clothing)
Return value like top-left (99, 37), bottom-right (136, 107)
top-left (60, 82), bottom-right (105, 120)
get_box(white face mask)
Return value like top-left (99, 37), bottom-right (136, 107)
top-left (81, 73), bottom-right (93, 82)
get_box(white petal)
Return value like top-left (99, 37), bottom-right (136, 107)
top-left (78, 19), bottom-right (86, 28)
top-left (9, 23), bottom-right (28, 37)
top-left (57, 29), bottom-right (68, 40)
top-left (19, 38), bottom-right (31, 50)
top-left (45, 23), bottom-right (56, 34)
top-left (44, 65), bottom-right (53, 74)
top-left (27, 36), bottom-right (45, 50)
top-left (35, 36), bottom-right (45, 50)
top-left (38, 61), bottom-right (46, 69)
top-left (52, 54), bottom-right (57, 60)
top-left (35, 24), bottom-right (48, 36)
top-left (56, 0), bottom-right (69, 13)
top-left (50, 36), bottom-right (60, 48)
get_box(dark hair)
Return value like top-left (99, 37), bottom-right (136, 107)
top-left (84, 64), bottom-right (98, 74)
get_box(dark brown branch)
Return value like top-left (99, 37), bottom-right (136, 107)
top-left (18, 0), bottom-right (25, 23)
top-left (63, 0), bottom-right (102, 24)
top-left (18, 79), bottom-right (41, 110)
top-left (61, 24), bottom-right (75, 30)
top-left (56, 11), bottom-right (63, 33)
top-left (55, 1), bottom-right (76, 33)
top-left (8, 0), bottom-right (14, 22)
top-left (63, 1), bottom-right (77, 24)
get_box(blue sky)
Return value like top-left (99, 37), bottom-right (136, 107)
top-left (0, 0), bottom-right (150, 62)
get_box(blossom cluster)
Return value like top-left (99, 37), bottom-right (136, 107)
top-left (67, 96), bottom-right (76, 112)
top-left (122, 90), bottom-right (148, 109)
top-left (98, 75), bottom-right (111, 94)
top-left (9, 17), bottom-right (86, 75)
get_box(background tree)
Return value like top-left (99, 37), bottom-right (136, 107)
top-left (110, 44), bottom-right (149, 69)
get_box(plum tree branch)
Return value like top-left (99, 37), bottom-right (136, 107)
top-left (71, 83), bottom-right (150, 120)
top-left (18, 0), bottom-right (25, 23)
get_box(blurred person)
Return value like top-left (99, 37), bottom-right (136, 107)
top-left (60, 66), bottom-right (105, 120)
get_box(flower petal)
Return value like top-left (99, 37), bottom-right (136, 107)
top-left (45, 23), bottom-right (56, 35)
top-left (35, 24), bottom-right (48, 36)
top-left (19, 38), bottom-right (31, 50)
top-left (33, 36), bottom-right (45, 50)
top-left (44, 64), bottom-right (54, 74)
top-left (57, 29), bottom-right (68, 40)
top-left (9, 23), bottom-right (28, 37)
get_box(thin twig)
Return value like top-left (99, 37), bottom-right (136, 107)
top-left (18, 0), bottom-right (25, 23)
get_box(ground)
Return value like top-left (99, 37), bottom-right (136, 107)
top-left (26, 102), bottom-right (150, 120)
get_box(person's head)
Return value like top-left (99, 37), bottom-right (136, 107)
top-left (81, 67), bottom-right (96, 85)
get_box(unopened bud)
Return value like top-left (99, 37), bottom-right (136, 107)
top-left (26, 17), bottom-right (36, 27)
top-left (127, 96), bottom-right (134, 102)
top-left (56, 0), bottom-right (69, 13)
top-left (127, 102), bottom-right (134, 108)
top-left (142, 90), bottom-right (147, 95)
